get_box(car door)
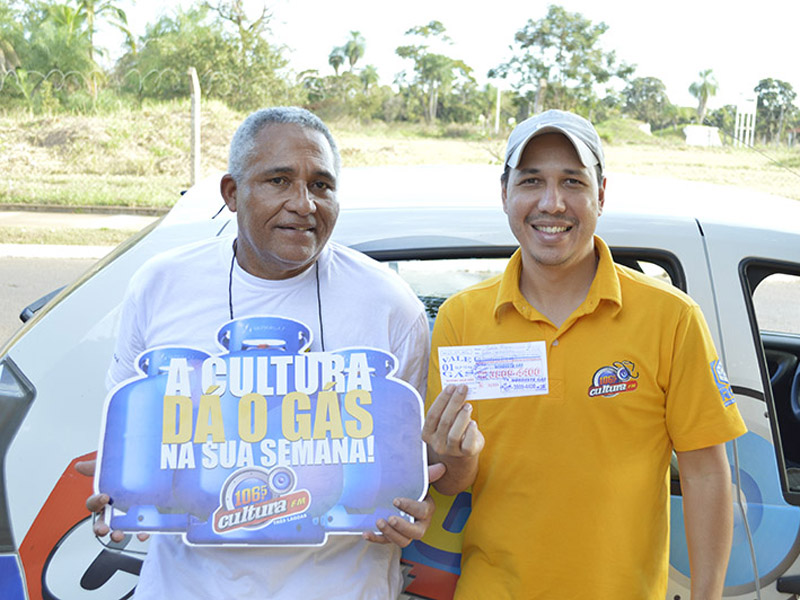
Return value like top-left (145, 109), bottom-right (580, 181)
top-left (702, 219), bottom-right (800, 599)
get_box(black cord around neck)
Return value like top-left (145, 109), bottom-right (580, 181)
top-left (228, 239), bottom-right (237, 321)
top-left (228, 239), bottom-right (325, 350)
top-left (314, 260), bottom-right (325, 351)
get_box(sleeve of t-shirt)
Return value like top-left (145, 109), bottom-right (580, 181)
top-left (665, 303), bottom-right (747, 451)
top-left (425, 297), bottom-right (462, 412)
top-left (393, 308), bottom-right (430, 400)
top-left (105, 279), bottom-right (147, 392)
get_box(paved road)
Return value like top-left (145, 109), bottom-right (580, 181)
top-left (0, 210), bottom-right (155, 344)
top-left (1, 256), bottom-right (99, 344)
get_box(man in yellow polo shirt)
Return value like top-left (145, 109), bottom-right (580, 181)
top-left (422, 109), bottom-right (747, 599)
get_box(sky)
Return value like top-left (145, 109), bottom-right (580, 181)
top-left (105, 0), bottom-right (800, 110)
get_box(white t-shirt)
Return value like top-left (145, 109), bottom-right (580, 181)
top-left (106, 236), bottom-right (429, 600)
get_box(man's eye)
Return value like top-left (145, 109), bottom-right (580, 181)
top-left (313, 181), bottom-right (332, 190)
top-left (269, 177), bottom-right (287, 185)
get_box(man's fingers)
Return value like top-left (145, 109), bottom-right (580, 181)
top-left (364, 493), bottom-right (436, 547)
top-left (422, 384), bottom-right (457, 438)
top-left (110, 530), bottom-right (126, 543)
top-left (461, 421), bottom-right (485, 456)
top-left (86, 493), bottom-right (110, 513)
top-left (87, 493), bottom-right (134, 542)
top-left (373, 516), bottom-right (417, 547)
top-left (423, 385), bottom-right (473, 456)
top-left (445, 402), bottom-right (476, 453)
top-left (437, 385), bottom-right (469, 433)
top-left (428, 462), bottom-right (446, 483)
top-left (394, 496), bottom-right (434, 523)
top-left (362, 530), bottom-right (390, 544)
top-left (74, 459), bottom-right (96, 477)
top-left (93, 515), bottom-right (110, 537)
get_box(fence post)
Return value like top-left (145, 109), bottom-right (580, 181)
top-left (188, 67), bottom-right (201, 185)
top-left (734, 99), bottom-right (756, 148)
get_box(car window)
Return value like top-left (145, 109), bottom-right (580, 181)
top-left (753, 273), bottom-right (800, 335)
top-left (743, 262), bottom-right (800, 500)
top-left (387, 253), bottom-right (681, 327)
top-left (387, 258), bottom-right (508, 326)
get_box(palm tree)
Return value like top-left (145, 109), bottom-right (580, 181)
top-left (0, 38), bottom-right (21, 74)
top-left (76, 0), bottom-right (135, 64)
top-left (328, 46), bottom-right (344, 76)
top-left (689, 69), bottom-right (718, 125)
top-left (343, 31), bottom-right (365, 72)
top-left (359, 64), bottom-right (378, 91)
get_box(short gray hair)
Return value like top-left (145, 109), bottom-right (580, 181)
top-left (227, 107), bottom-right (341, 181)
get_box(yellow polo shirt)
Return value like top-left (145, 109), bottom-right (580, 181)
top-left (427, 236), bottom-right (746, 599)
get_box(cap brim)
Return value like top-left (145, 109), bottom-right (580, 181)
top-left (507, 126), bottom-right (598, 171)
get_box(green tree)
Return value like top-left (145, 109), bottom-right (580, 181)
top-left (9, 0), bottom-right (133, 104)
top-left (343, 30), bottom-right (365, 71)
top-left (754, 78), bottom-right (797, 145)
top-left (0, 36), bottom-right (19, 72)
top-left (328, 46), bottom-right (344, 75)
top-left (20, 2), bottom-right (97, 102)
top-left (359, 63), bottom-right (378, 91)
top-left (116, 3), bottom-right (293, 109)
top-left (0, 0), bottom-right (22, 74)
top-left (706, 104), bottom-right (737, 143)
top-left (75, 0), bottom-right (134, 65)
top-left (396, 20), bottom-right (475, 123)
top-left (489, 4), bottom-right (634, 115)
top-left (688, 68), bottom-right (717, 124)
top-left (622, 76), bottom-right (673, 129)
top-left (204, 1), bottom-right (272, 65)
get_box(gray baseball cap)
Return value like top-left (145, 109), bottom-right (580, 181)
top-left (504, 109), bottom-right (605, 176)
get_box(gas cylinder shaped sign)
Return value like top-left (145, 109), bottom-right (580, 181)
top-left (95, 316), bottom-right (428, 546)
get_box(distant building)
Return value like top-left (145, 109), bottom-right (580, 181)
top-left (787, 127), bottom-right (800, 147)
top-left (683, 125), bottom-right (723, 147)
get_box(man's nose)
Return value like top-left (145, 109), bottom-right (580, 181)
top-left (538, 184), bottom-right (565, 213)
top-left (285, 182), bottom-right (316, 214)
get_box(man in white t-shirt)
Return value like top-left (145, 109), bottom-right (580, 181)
top-left (82, 107), bottom-right (437, 599)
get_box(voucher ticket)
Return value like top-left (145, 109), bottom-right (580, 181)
top-left (438, 341), bottom-right (548, 400)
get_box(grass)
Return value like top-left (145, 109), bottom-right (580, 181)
top-left (1, 174), bottom-right (182, 208)
top-left (1, 105), bottom-right (799, 219)
top-left (0, 226), bottom-right (139, 245)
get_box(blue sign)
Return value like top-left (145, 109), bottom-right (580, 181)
top-left (96, 316), bottom-right (428, 546)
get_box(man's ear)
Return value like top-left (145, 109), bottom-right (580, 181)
top-left (597, 177), bottom-right (607, 216)
top-left (220, 174), bottom-right (238, 213)
top-left (501, 181), bottom-right (509, 215)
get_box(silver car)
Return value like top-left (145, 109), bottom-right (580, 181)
top-left (1, 166), bottom-right (799, 599)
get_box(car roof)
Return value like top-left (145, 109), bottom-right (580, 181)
top-left (173, 166), bottom-right (800, 253)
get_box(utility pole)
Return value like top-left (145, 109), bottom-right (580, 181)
top-left (494, 85), bottom-right (501, 134)
top-left (188, 67), bottom-right (201, 185)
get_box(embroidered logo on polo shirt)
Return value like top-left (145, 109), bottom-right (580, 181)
top-left (588, 361), bottom-right (639, 398)
top-left (710, 359), bottom-right (736, 407)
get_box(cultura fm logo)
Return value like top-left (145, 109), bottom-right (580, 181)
top-left (212, 466), bottom-right (310, 534)
top-left (588, 361), bottom-right (638, 398)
